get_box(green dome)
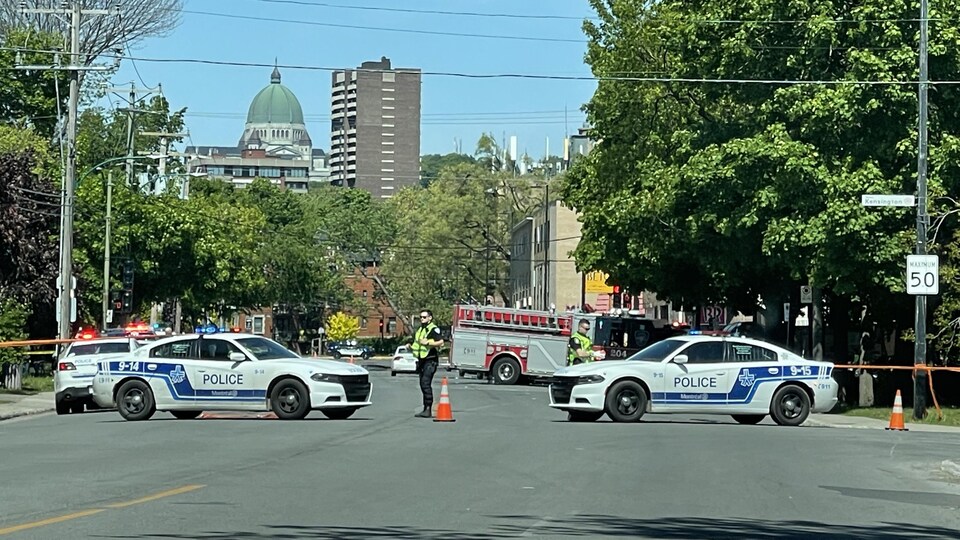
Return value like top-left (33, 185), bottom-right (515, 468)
top-left (246, 68), bottom-right (305, 125)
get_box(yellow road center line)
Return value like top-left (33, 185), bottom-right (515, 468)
top-left (0, 484), bottom-right (205, 536)
top-left (105, 484), bottom-right (206, 508)
top-left (0, 509), bottom-right (105, 535)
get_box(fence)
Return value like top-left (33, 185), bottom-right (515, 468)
top-left (0, 339), bottom-right (72, 390)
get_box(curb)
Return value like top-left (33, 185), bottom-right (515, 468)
top-left (802, 417), bottom-right (880, 430)
top-left (0, 406), bottom-right (53, 422)
top-left (942, 460), bottom-right (960, 479)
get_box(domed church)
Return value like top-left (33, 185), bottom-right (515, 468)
top-left (239, 67), bottom-right (313, 159)
top-left (186, 67), bottom-right (329, 193)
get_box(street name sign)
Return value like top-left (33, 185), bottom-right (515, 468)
top-left (861, 194), bottom-right (915, 207)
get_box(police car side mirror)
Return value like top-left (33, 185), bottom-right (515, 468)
top-left (229, 352), bottom-right (248, 362)
top-left (672, 354), bottom-right (688, 365)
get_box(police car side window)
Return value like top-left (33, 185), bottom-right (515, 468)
top-left (199, 339), bottom-right (238, 361)
top-left (150, 339), bottom-right (196, 359)
top-left (726, 343), bottom-right (778, 362)
top-left (682, 342), bottom-right (725, 364)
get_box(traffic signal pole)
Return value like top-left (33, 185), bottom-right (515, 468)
top-left (913, 0), bottom-right (930, 420)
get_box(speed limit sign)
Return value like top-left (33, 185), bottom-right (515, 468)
top-left (906, 255), bottom-right (939, 295)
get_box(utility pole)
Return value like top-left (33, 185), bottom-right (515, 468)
top-left (106, 83), bottom-right (158, 186)
top-left (140, 131), bottom-right (190, 195)
top-left (18, 2), bottom-right (114, 340)
top-left (101, 171), bottom-right (113, 329)
top-left (542, 182), bottom-right (550, 311)
top-left (914, 0), bottom-right (930, 420)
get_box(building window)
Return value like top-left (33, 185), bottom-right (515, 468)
top-left (383, 132), bottom-right (394, 137)
top-left (382, 72), bottom-right (395, 82)
top-left (381, 150), bottom-right (395, 154)
top-left (388, 317), bottom-right (397, 334)
top-left (382, 159), bottom-right (394, 163)
top-left (382, 141), bottom-right (394, 145)
top-left (382, 87), bottom-right (395, 92)
top-left (383, 123), bottom-right (395, 128)
top-left (381, 177), bottom-right (394, 181)
top-left (381, 168), bottom-right (394, 172)
top-left (382, 96), bottom-right (395, 101)
top-left (252, 316), bottom-right (265, 335)
top-left (382, 115), bottom-right (395, 119)
top-left (362, 290), bottom-right (368, 297)
top-left (382, 105), bottom-right (395, 110)
top-left (361, 317), bottom-right (368, 329)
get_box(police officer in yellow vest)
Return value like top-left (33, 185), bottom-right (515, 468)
top-left (568, 319), bottom-right (594, 366)
top-left (412, 309), bottom-right (444, 418)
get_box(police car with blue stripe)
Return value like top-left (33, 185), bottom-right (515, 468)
top-left (549, 335), bottom-right (838, 426)
top-left (92, 332), bottom-right (372, 421)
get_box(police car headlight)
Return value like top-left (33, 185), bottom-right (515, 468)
top-left (311, 373), bottom-right (341, 383)
top-left (576, 375), bottom-right (605, 384)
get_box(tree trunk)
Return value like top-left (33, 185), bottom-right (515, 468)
top-left (812, 286), bottom-right (824, 361)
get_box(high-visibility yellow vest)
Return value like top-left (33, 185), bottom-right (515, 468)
top-left (568, 332), bottom-right (592, 365)
top-left (411, 323), bottom-right (439, 359)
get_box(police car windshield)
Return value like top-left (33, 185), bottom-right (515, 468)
top-left (235, 337), bottom-right (299, 360)
top-left (627, 338), bottom-right (686, 362)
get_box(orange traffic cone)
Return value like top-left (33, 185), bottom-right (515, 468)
top-left (885, 389), bottom-right (908, 431)
top-left (434, 377), bottom-right (456, 422)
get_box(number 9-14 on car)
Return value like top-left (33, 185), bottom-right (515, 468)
top-left (92, 333), bottom-right (372, 421)
top-left (549, 335), bottom-right (838, 426)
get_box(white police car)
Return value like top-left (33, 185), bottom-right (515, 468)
top-left (549, 335), bottom-right (838, 426)
top-left (55, 337), bottom-right (142, 414)
top-left (92, 333), bottom-right (372, 421)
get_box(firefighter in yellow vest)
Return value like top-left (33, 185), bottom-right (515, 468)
top-left (411, 309), bottom-right (444, 418)
top-left (568, 319), bottom-right (594, 366)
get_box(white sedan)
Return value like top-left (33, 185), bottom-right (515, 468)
top-left (92, 333), bottom-right (372, 421)
top-left (55, 337), bottom-right (142, 414)
top-left (391, 345), bottom-right (417, 376)
top-left (549, 335), bottom-right (838, 426)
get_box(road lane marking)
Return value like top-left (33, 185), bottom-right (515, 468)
top-left (105, 484), bottom-right (206, 508)
top-left (0, 509), bottom-right (105, 535)
top-left (0, 484), bottom-right (205, 536)
top-left (520, 515), bottom-right (554, 537)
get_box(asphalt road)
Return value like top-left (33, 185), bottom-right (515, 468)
top-left (1, 367), bottom-right (959, 539)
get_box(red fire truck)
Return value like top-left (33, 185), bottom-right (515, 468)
top-left (449, 305), bottom-right (685, 384)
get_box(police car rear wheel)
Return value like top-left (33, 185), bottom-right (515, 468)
top-left (271, 379), bottom-right (310, 420)
top-left (117, 380), bottom-right (156, 421)
top-left (567, 410), bottom-right (604, 422)
top-left (731, 414), bottom-right (765, 425)
top-left (321, 407), bottom-right (357, 420)
top-left (605, 380), bottom-right (647, 422)
top-left (770, 385), bottom-right (810, 426)
top-left (171, 411), bottom-right (202, 420)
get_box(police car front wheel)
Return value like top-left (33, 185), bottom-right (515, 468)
top-left (770, 385), bottom-right (811, 427)
top-left (270, 379), bottom-right (311, 420)
top-left (117, 380), bottom-right (156, 421)
top-left (605, 380), bottom-right (647, 423)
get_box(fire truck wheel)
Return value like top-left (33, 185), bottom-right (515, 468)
top-left (605, 380), bottom-right (647, 422)
top-left (567, 410), bottom-right (604, 422)
top-left (491, 357), bottom-right (521, 385)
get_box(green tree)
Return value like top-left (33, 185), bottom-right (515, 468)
top-left (0, 29), bottom-right (70, 137)
top-left (565, 0), bottom-right (960, 360)
top-left (419, 153), bottom-right (476, 186)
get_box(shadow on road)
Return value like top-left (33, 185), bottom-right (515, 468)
top-left (95, 514), bottom-right (960, 539)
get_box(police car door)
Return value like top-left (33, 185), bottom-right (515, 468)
top-left (724, 340), bottom-right (780, 413)
top-left (145, 338), bottom-right (198, 408)
top-left (190, 338), bottom-right (259, 410)
top-left (660, 341), bottom-right (728, 412)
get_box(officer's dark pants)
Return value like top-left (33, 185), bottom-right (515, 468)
top-left (418, 358), bottom-right (438, 409)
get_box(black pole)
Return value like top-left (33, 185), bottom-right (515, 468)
top-left (914, 0), bottom-right (930, 420)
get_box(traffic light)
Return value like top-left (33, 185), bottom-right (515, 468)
top-left (121, 290), bottom-right (133, 314)
top-left (122, 261), bottom-right (135, 289)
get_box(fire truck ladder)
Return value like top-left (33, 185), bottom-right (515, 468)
top-left (456, 306), bottom-right (572, 335)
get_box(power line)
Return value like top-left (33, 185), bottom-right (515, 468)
top-left (234, 0), bottom-right (596, 21)
top-left (176, 8), bottom-right (586, 43)
top-left (7, 46), bottom-right (941, 85)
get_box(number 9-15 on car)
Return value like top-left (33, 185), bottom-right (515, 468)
top-left (92, 333), bottom-right (372, 421)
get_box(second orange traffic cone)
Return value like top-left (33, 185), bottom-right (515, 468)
top-left (885, 389), bottom-right (908, 431)
top-left (434, 376), bottom-right (455, 422)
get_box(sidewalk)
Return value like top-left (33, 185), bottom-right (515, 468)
top-left (805, 413), bottom-right (960, 433)
top-left (0, 391), bottom-right (55, 421)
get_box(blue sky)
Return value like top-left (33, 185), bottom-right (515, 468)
top-left (106, 0), bottom-right (598, 157)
